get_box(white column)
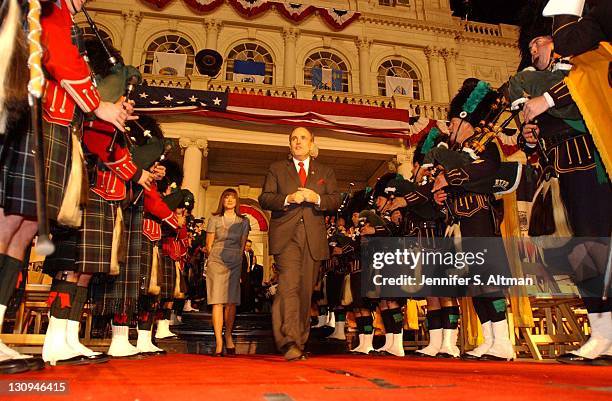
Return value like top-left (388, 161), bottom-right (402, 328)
top-left (424, 46), bottom-right (443, 103)
top-left (437, 49), bottom-right (450, 103)
top-left (120, 10), bottom-right (142, 65)
top-left (197, 180), bottom-right (209, 218)
top-left (283, 27), bottom-right (299, 87)
top-left (205, 19), bottom-right (221, 51)
top-left (179, 138), bottom-right (208, 215)
top-left (442, 49), bottom-right (459, 98)
top-left (357, 37), bottom-right (372, 95)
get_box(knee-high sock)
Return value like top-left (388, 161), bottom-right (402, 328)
top-left (113, 312), bottom-right (133, 327)
top-left (583, 297), bottom-right (612, 314)
top-left (356, 315), bottom-right (374, 335)
top-left (441, 306), bottom-right (460, 330)
top-left (426, 308), bottom-right (443, 331)
top-left (162, 308), bottom-right (172, 320)
top-left (486, 297), bottom-right (507, 323)
top-left (138, 295), bottom-right (157, 331)
top-left (389, 307), bottom-right (404, 334)
top-left (472, 297), bottom-right (491, 324)
top-left (0, 255), bottom-right (22, 306)
top-left (380, 309), bottom-right (395, 334)
top-left (49, 279), bottom-right (76, 319)
top-left (68, 286), bottom-right (88, 322)
top-left (335, 308), bottom-right (346, 321)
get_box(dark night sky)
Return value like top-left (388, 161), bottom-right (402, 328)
top-left (450, 0), bottom-right (528, 25)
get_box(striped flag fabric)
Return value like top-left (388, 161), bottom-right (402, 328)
top-left (133, 85), bottom-right (416, 139)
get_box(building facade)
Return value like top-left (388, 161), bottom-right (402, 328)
top-left (80, 0), bottom-right (520, 273)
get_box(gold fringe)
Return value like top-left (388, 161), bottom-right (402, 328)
top-left (173, 261), bottom-right (185, 299)
top-left (148, 245), bottom-right (161, 296)
top-left (56, 132), bottom-right (84, 227)
top-left (109, 207), bottom-right (124, 275)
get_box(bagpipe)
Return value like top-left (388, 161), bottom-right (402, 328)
top-left (81, 6), bottom-right (143, 152)
top-left (422, 84), bottom-right (525, 196)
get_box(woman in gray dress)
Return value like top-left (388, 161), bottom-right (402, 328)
top-left (206, 188), bottom-right (250, 355)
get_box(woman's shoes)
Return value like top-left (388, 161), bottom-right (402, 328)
top-left (225, 347), bottom-right (236, 356)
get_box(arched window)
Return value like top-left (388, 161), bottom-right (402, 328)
top-left (143, 34), bottom-right (195, 76)
top-left (225, 43), bottom-right (274, 85)
top-left (304, 51), bottom-right (349, 92)
top-left (79, 25), bottom-right (113, 47)
top-left (377, 59), bottom-right (421, 99)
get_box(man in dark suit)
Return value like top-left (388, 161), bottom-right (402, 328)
top-left (240, 239), bottom-right (256, 312)
top-left (259, 127), bottom-right (340, 361)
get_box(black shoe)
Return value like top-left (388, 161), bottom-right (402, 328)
top-left (479, 353), bottom-right (513, 361)
top-left (437, 352), bottom-right (458, 359)
top-left (109, 353), bottom-right (146, 360)
top-left (461, 353), bottom-right (481, 360)
top-left (53, 355), bottom-right (93, 366)
top-left (23, 357), bottom-right (45, 371)
top-left (225, 347), bottom-right (236, 356)
top-left (592, 355), bottom-right (612, 366)
top-left (213, 351), bottom-right (224, 357)
top-left (556, 352), bottom-right (596, 365)
top-left (84, 353), bottom-right (110, 364)
top-left (0, 359), bottom-right (30, 374)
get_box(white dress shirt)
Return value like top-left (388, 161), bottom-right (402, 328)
top-left (284, 157), bottom-right (321, 206)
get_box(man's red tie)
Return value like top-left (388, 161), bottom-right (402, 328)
top-left (298, 161), bottom-right (307, 186)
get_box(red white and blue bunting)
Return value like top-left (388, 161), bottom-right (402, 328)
top-left (276, 2), bottom-right (315, 23)
top-left (228, 0), bottom-right (271, 18)
top-left (318, 8), bottom-right (360, 31)
top-left (141, 0), bottom-right (361, 30)
top-left (183, 0), bottom-right (224, 13)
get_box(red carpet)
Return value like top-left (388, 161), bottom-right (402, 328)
top-left (4, 354), bottom-right (611, 401)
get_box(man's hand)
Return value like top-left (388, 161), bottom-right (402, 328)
top-left (137, 169), bottom-right (154, 191)
top-left (522, 95), bottom-right (549, 123)
top-left (150, 162), bottom-right (166, 181)
top-left (286, 191), bottom-right (305, 204)
top-left (298, 187), bottom-right (320, 204)
top-left (176, 210), bottom-right (186, 227)
top-left (433, 190), bottom-right (447, 206)
top-left (93, 100), bottom-right (137, 132)
top-left (521, 123), bottom-right (540, 144)
top-left (432, 173), bottom-right (448, 192)
top-left (386, 197), bottom-right (407, 212)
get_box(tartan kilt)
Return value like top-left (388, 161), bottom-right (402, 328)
top-left (43, 190), bottom-right (117, 274)
top-left (0, 113), bottom-right (72, 220)
top-left (139, 236), bottom-right (155, 295)
top-left (159, 254), bottom-right (176, 300)
top-left (91, 203), bottom-right (142, 318)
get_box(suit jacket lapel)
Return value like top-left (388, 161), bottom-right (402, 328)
top-left (286, 159), bottom-right (302, 187)
top-left (305, 159), bottom-right (318, 188)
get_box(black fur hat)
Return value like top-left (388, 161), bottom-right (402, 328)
top-left (373, 172), bottom-right (403, 199)
top-left (517, 0), bottom-right (553, 71)
top-left (448, 78), bottom-right (498, 127)
top-left (158, 159), bottom-right (183, 195)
